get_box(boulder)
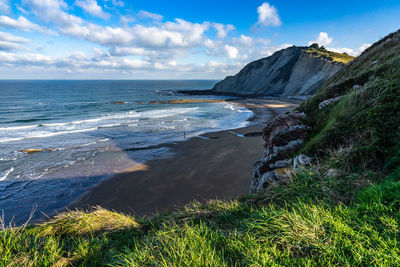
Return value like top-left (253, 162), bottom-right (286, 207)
top-left (250, 111), bottom-right (311, 194)
top-left (293, 154), bottom-right (312, 170)
top-left (318, 96), bottom-right (343, 110)
top-left (325, 168), bottom-right (341, 178)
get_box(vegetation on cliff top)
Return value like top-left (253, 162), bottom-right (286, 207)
top-left (305, 44), bottom-right (355, 64)
top-left (1, 30), bottom-right (400, 266)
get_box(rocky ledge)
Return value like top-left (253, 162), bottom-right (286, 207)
top-left (250, 111), bottom-right (311, 193)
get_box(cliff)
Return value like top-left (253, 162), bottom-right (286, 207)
top-left (212, 44), bottom-right (353, 97)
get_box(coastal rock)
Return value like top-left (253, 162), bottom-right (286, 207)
top-left (250, 111), bottom-right (311, 194)
top-left (212, 44), bottom-right (346, 97)
top-left (325, 168), bottom-right (341, 178)
top-left (293, 154), bottom-right (312, 170)
top-left (318, 96), bottom-right (343, 110)
top-left (20, 148), bottom-right (52, 154)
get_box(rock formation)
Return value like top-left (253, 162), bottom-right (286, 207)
top-left (318, 96), bottom-right (343, 110)
top-left (212, 44), bottom-right (350, 97)
top-left (250, 112), bottom-right (311, 193)
top-left (20, 148), bottom-right (52, 154)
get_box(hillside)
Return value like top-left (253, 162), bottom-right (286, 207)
top-left (211, 44), bottom-right (354, 97)
top-left (1, 30), bottom-right (400, 266)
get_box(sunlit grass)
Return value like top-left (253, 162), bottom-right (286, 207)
top-left (1, 167), bottom-right (399, 266)
top-left (305, 47), bottom-right (355, 64)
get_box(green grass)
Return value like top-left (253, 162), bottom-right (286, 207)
top-left (1, 167), bottom-right (400, 266)
top-left (304, 47), bottom-right (355, 64)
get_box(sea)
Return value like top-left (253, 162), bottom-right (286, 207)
top-left (0, 80), bottom-right (253, 224)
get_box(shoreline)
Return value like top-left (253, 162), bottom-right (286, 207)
top-left (69, 98), bottom-right (299, 217)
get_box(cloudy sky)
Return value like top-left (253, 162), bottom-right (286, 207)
top-left (0, 0), bottom-right (399, 79)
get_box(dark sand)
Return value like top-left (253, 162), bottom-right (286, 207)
top-left (71, 99), bottom-right (298, 216)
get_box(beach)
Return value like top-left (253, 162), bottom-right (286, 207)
top-left (71, 98), bottom-right (299, 216)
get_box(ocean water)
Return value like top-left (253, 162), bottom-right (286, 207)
top-left (0, 80), bottom-right (253, 223)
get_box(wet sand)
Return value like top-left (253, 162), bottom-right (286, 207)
top-left (71, 99), bottom-right (298, 216)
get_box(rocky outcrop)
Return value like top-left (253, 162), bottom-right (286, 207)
top-left (250, 112), bottom-right (311, 193)
top-left (318, 96), bottom-right (343, 110)
top-left (212, 45), bottom-right (345, 97)
top-left (20, 148), bottom-right (52, 154)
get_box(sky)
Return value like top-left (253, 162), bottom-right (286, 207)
top-left (0, 0), bottom-right (399, 79)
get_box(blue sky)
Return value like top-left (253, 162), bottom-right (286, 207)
top-left (0, 0), bottom-right (399, 79)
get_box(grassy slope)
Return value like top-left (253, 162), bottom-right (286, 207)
top-left (1, 31), bottom-right (400, 266)
top-left (300, 29), bottom-right (400, 171)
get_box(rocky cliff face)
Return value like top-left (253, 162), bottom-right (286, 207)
top-left (250, 112), bottom-right (311, 193)
top-left (212, 45), bottom-right (347, 97)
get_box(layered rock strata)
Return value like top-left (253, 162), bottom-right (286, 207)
top-left (212, 45), bottom-right (344, 97)
top-left (250, 112), bottom-right (311, 193)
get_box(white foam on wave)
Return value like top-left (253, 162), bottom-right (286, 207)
top-left (0, 125), bottom-right (38, 131)
top-left (77, 138), bottom-right (109, 148)
top-left (0, 167), bottom-right (14, 181)
top-left (0, 156), bottom-right (17, 161)
top-left (138, 107), bottom-right (199, 119)
top-left (0, 127), bottom-right (98, 143)
top-left (0, 113), bottom-right (141, 133)
top-left (224, 103), bottom-right (236, 111)
top-left (0, 107), bottom-right (196, 138)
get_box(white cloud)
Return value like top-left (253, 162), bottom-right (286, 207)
top-left (138, 10), bottom-right (163, 21)
top-left (308, 32), bottom-right (333, 47)
top-left (75, 0), bottom-right (110, 20)
top-left (0, 31), bottom-right (29, 43)
top-left (132, 25), bottom-right (183, 47)
top-left (0, 48), bottom-right (251, 79)
top-left (203, 38), bottom-right (216, 49)
top-left (260, 43), bottom-right (292, 57)
top-left (62, 23), bottom-right (134, 46)
top-left (0, 51), bottom-right (52, 65)
top-left (163, 19), bottom-right (209, 44)
top-left (109, 47), bottom-right (156, 56)
top-left (24, 0), bottom-right (82, 27)
top-left (328, 43), bottom-right (371, 57)
top-left (0, 15), bottom-right (55, 34)
top-left (123, 19), bottom-right (209, 49)
top-left (121, 58), bottom-right (149, 68)
top-left (235, 34), bottom-right (253, 46)
top-left (0, 31), bottom-right (29, 51)
top-left (24, 0), bottom-right (212, 51)
top-left (224, 45), bottom-right (238, 59)
top-left (120, 14), bottom-right (135, 24)
top-left (0, 0), bottom-right (10, 13)
top-left (212, 23), bottom-right (235, 38)
top-left (108, 0), bottom-right (124, 7)
top-left (0, 50), bottom-right (153, 71)
top-left (357, 43), bottom-right (372, 54)
top-left (0, 41), bottom-right (23, 51)
top-left (1, 0), bottom-right (299, 78)
top-left (257, 2), bottom-right (281, 26)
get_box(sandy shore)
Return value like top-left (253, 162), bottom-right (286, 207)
top-left (71, 99), bottom-right (299, 216)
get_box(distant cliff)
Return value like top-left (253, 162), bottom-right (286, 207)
top-left (212, 44), bottom-right (354, 97)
